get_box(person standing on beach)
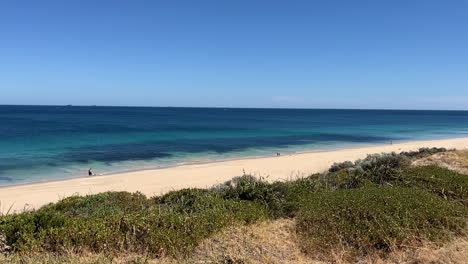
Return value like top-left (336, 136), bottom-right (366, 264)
top-left (88, 168), bottom-right (93, 176)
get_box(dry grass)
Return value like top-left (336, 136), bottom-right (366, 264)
top-left (1, 219), bottom-right (467, 264)
top-left (187, 218), bottom-right (318, 264)
top-left (0, 253), bottom-right (175, 264)
top-left (188, 218), bottom-right (468, 264)
top-left (412, 150), bottom-right (468, 174)
top-left (187, 219), bottom-right (468, 264)
top-left (383, 237), bottom-right (468, 264)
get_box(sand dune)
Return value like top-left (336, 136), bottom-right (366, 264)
top-left (1, 137), bottom-right (468, 214)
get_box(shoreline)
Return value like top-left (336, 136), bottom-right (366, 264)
top-left (0, 141), bottom-right (378, 189)
top-left (0, 138), bottom-right (408, 189)
top-left (0, 135), bottom-right (463, 189)
top-left (0, 140), bottom-right (390, 189)
top-left (1, 137), bottom-right (468, 214)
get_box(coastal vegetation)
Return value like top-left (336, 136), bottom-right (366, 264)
top-left (1, 147), bottom-right (468, 263)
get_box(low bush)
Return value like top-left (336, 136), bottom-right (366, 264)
top-left (42, 191), bottom-right (155, 218)
top-left (326, 152), bottom-right (410, 188)
top-left (0, 191), bottom-right (267, 257)
top-left (296, 187), bottom-right (468, 260)
top-left (400, 166), bottom-right (468, 206)
top-left (401, 147), bottom-right (448, 159)
top-left (44, 199), bottom-right (266, 256)
top-left (217, 175), bottom-right (287, 217)
top-left (155, 188), bottom-right (219, 214)
top-left (356, 153), bottom-right (411, 184)
top-left (326, 148), bottom-right (450, 190)
top-left (328, 160), bottom-right (354, 173)
top-left (266, 174), bottom-right (322, 217)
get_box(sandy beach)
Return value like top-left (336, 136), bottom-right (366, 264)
top-left (1, 137), bottom-right (468, 214)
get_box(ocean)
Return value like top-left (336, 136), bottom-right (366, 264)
top-left (1, 105), bottom-right (468, 186)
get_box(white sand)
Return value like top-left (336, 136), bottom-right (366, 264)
top-left (1, 138), bottom-right (468, 214)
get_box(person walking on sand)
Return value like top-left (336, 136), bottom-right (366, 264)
top-left (88, 168), bottom-right (93, 176)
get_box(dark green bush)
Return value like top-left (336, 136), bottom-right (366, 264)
top-left (42, 191), bottom-right (155, 218)
top-left (154, 188), bottom-right (219, 213)
top-left (0, 210), bottom-right (69, 252)
top-left (296, 187), bottom-right (467, 259)
top-left (354, 153), bottom-right (410, 184)
top-left (401, 147), bottom-right (448, 159)
top-left (326, 147), bottom-right (450, 189)
top-left (324, 153), bottom-right (410, 189)
top-left (400, 166), bottom-right (468, 206)
top-left (322, 169), bottom-right (371, 190)
top-left (217, 175), bottom-right (287, 217)
top-left (264, 175), bottom-right (322, 217)
top-left (329, 160), bottom-right (354, 173)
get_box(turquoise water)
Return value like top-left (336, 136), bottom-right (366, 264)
top-left (1, 106), bottom-right (468, 186)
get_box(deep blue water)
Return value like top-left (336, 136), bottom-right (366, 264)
top-left (1, 105), bottom-right (468, 186)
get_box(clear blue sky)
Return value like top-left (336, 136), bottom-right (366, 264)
top-left (1, 0), bottom-right (467, 109)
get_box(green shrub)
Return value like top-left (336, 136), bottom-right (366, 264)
top-left (263, 175), bottom-right (322, 217)
top-left (401, 147), bottom-right (448, 159)
top-left (217, 175), bottom-right (287, 217)
top-left (0, 213), bottom-right (38, 252)
top-left (296, 187), bottom-right (467, 260)
top-left (353, 152), bottom-right (410, 184)
top-left (325, 153), bottom-right (410, 189)
top-left (154, 188), bottom-right (219, 213)
top-left (326, 147), bottom-right (451, 189)
top-left (42, 192), bottom-right (155, 218)
top-left (321, 169), bottom-right (369, 190)
top-left (0, 192), bottom-right (267, 257)
top-left (46, 198), bottom-right (265, 256)
top-left (0, 210), bottom-right (68, 252)
top-left (329, 160), bottom-right (354, 173)
top-left (400, 166), bottom-right (468, 206)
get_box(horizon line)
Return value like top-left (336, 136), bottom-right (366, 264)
top-left (0, 104), bottom-right (468, 112)
top-left (1, 103), bottom-right (468, 112)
